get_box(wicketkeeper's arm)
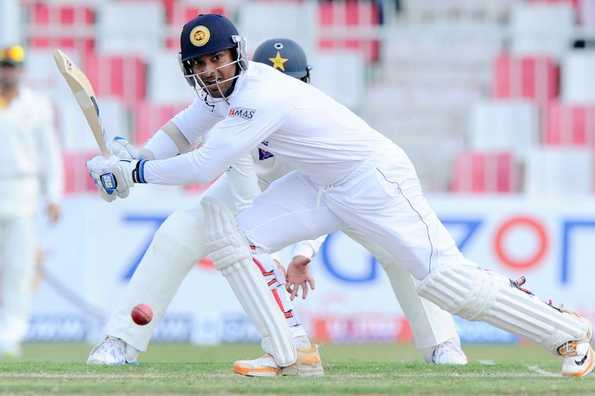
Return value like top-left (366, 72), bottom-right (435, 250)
top-left (292, 235), bottom-right (328, 260)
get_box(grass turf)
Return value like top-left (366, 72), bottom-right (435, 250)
top-left (0, 343), bottom-right (592, 395)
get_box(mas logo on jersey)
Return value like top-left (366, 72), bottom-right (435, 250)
top-left (228, 107), bottom-right (255, 120)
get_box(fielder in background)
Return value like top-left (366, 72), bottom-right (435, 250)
top-left (0, 45), bottom-right (63, 358)
top-left (87, 14), bottom-right (594, 377)
top-left (86, 36), bottom-right (466, 374)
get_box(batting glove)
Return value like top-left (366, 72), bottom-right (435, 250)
top-left (109, 136), bottom-right (139, 160)
top-left (86, 155), bottom-right (147, 202)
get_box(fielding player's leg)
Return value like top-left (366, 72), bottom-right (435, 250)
top-left (0, 216), bottom-right (36, 358)
top-left (345, 230), bottom-right (466, 365)
top-left (325, 146), bottom-right (593, 377)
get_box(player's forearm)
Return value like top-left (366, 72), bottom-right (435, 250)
top-left (142, 149), bottom-right (227, 185)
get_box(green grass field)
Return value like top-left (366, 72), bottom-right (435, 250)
top-left (1, 343), bottom-right (593, 395)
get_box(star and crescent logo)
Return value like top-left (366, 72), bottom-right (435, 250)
top-left (269, 51), bottom-right (288, 71)
top-left (189, 25), bottom-right (210, 47)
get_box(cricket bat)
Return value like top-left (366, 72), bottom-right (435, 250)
top-left (52, 49), bottom-right (110, 156)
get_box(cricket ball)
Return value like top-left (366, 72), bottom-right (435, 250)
top-left (131, 303), bottom-right (153, 326)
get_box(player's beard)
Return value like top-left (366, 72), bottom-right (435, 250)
top-left (203, 64), bottom-right (239, 98)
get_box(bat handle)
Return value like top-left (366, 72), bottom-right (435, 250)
top-left (99, 128), bottom-right (111, 157)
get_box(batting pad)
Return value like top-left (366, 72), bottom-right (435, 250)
top-left (417, 263), bottom-right (591, 354)
top-left (201, 198), bottom-right (297, 366)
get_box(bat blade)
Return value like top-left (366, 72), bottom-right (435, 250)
top-left (52, 48), bottom-right (110, 156)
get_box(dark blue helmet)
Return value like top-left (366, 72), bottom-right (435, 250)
top-left (178, 14), bottom-right (247, 99)
top-left (252, 38), bottom-right (311, 83)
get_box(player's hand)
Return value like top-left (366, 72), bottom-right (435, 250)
top-left (109, 136), bottom-right (139, 160)
top-left (286, 255), bottom-right (315, 300)
top-left (46, 202), bottom-right (61, 224)
top-left (86, 155), bottom-right (140, 202)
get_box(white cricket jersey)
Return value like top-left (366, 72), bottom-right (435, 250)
top-left (0, 88), bottom-right (63, 216)
top-left (144, 61), bottom-right (394, 187)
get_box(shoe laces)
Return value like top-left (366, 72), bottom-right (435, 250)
top-left (558, 341), bottom-right (578, 357)
top-left (98, 337), bottom-right (125, 356)
top-left (432, 340), bottom-right (452, 362)
top-left (432, 339), bottom-right (458, 362)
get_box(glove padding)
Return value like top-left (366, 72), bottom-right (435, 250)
top-left (110, 136), bottom-right (139, 160)
top-left (86, 155), bottom-right (140, 202)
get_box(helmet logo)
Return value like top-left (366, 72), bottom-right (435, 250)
top-left (189, 25), bottom-right (211, 47)
top-left (1, 45), bottom-right (25, 63)
top-left (269, 51), bottom-right (288, 71)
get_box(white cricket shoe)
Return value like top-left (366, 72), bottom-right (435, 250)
top-left (234, 345), bottom-right (324, 377)
top-left (424, 337), bottom-right (468, 365)
top-left (558, 316), bottom-right (594, 377)
top-left (87, 336), bottom-right (140, 365)
top-left (559, 341), bottom-right (594, 377)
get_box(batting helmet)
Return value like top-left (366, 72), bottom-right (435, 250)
top-left (252, 38), bottom-right (311, 83)
top-left (178, 14), bottom-right (247, 99)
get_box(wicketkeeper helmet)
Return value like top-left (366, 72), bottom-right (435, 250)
top-left (252, 38), bottom-right (311, 83)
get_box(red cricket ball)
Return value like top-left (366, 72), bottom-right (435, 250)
top-left (131, 303), bottom-right (153, 326)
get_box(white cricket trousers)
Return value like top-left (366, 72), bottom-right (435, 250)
top-left (238, 146), bottom-right (463, 287)
top-left (0, 215), bottom-right (36, 351)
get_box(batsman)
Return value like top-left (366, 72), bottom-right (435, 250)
top-left (87, 34), bottom-right (467, 373)
top-left (87, 14), bottom-right (592, 377)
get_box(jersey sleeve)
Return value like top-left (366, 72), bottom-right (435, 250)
top-left (292, 235), bottom-right (328, 259)
top-left (143, 99), bottom-right (288, 185)
top-left (170, 97), bottom-right (219, 145)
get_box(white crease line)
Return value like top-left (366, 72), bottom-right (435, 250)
top-left (527, 365), bottom-right (562, 377)
top-left (478, 360), bottom-right (496, 366)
